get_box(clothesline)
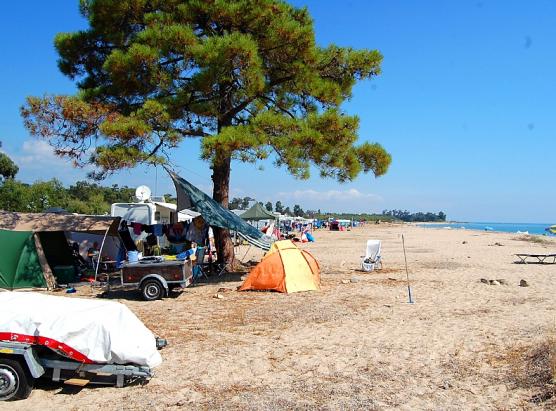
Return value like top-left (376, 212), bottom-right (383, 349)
top-left (119, 219), bottom-right (209, 245)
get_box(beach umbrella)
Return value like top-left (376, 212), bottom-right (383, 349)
top-left (545, 225), bottom-right (556, 234)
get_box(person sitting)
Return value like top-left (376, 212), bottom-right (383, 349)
top-left (71, 242), bottom-right (88, 273)
top-left (87, 241), bottom-right (100, 268)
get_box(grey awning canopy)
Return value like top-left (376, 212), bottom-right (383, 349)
top-left (0, 211), bottom-right (120, 235)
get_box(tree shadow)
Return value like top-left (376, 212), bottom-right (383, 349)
top-left (95, 288), bottom-right (186, 301)
top-left (191, 271), bottom-right (246, 287)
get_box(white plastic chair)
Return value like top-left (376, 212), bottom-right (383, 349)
top-left (361, 240), bottom-right (382, 271)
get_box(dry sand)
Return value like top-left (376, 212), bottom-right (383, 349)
top-left (2, 224), bottom-right (555, 410)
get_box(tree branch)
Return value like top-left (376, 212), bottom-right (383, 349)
top-left (146, 138), bottom-right (165, 159)
top-left (174, 127), bottom-right (210, 138)
top-left (259, 95), bottom-right (296, 119)
top-left (221, 75), bottom-right (296, 122)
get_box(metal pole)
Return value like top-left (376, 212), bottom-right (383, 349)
top-left (241, 244), bottom-right (252, 262)
top-left (401, 234), bottom-right (414, 304)
top-left (95, 226), bottom-right (111, 283)
top-left (154, 166), bottom-right (158, 197)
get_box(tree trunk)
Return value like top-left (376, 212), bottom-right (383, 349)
top-left (211, 148), bottom-right (235, 266)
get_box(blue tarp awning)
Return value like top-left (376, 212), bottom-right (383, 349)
top-left (166, 168), bottom-right (271, 250)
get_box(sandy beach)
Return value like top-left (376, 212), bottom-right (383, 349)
top-left (2, 224), bottom-right (555, 410)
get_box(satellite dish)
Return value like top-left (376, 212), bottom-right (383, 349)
top-left (135, 185), bottom-right (151, 202)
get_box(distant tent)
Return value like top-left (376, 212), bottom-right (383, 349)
top-left (240, 203), bottom-right (277, 221)
top-left (239, 240), bottom-right (320, 293)
top-left (44, 207), bottom-right (69, 214)
top-left (0, 211), bottom-right (120, 290)
top-left (165, 167), bottom-right (271, 250)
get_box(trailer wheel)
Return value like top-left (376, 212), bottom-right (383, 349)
top-left (141, 279), bottom-right (164, 301)
top-left (0, 358), bottom-right (33, 401)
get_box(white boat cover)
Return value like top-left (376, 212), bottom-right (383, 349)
top-left (0, 292), bottom-right (162, 368)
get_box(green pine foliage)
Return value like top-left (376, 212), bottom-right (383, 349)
top-left (21, 0), bottom-right (390, 184)
top-left (0, 152), bottom-right (19, 181)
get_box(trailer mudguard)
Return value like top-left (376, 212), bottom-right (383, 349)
top-left (0, 343), bottom-right (45, 378)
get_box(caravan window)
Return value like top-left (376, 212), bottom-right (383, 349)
top-left (154, 211), bottom-right (161, 221)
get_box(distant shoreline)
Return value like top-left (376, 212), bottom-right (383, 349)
top-left (416, 221), bottom-right (552, 236)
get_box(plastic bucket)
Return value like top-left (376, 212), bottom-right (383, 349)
top-left (128, 250), bottom-right (139, 263)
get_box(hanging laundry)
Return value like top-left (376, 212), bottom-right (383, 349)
top-left (153, 224), bottom-right (163, 237)
top-left (146, 233), bottom-right (158, 246)
top-left (166, 222), bottom-right (188, 243)
top-left (118, 229), bottom-right (137, 252)
top-left (135, 239), bottom-right (145, 253)
top-left (132, 223), bottom-right (142, 235)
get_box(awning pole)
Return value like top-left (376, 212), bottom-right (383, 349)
top-left (241, 244), bottom-right (252, 262)
top-left (95, 226), bottom-right (111, 283)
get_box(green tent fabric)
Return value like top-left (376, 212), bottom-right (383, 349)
top-left (240, 203), bottom-right (277, 221)
top-left (166, 168), bottom-right (271, 250)
top-left (0, 230), bottom-right (47, 289)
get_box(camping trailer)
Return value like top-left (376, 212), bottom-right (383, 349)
top-left (111, 200), bottom-right (193, 226)
top-left (111, 200), bottom-right (194, 248)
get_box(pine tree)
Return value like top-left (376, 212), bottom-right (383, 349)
top-left (21, 0), bottom-right (391, 264)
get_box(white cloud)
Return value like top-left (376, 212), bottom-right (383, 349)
top-left (7, 140), bottom-right (92, 184)
top-left (15, 140), bottom-right (66, 167)
top-left (277, 188), bottom-right (382, 202)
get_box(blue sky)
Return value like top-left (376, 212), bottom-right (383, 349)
top-left (1, 0), bottom-right (555, 222)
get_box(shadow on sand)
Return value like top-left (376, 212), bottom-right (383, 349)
top-left (94, 270), bottom-right (247, 300)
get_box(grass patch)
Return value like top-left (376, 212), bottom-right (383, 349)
top-left (494, 332), bottom-right (556, 406)
top-left (514, 235), bottom-right (553, 245)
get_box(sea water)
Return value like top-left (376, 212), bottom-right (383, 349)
top-left (418, 222), bottom-right (553, 235)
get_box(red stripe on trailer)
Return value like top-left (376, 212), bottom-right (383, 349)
top-left (0, 332), bottom-right (94, 364)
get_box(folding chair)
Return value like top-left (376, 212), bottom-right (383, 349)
top-left (192, 246), bottom-right (210, 281)
top-left (193, 246), bottom-right (227, 280)
top-left (361, 240), bottom-right (382, 272)
top-left (205, 240), bottom-right (228, 276)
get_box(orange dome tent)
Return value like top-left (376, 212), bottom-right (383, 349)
top-left (239, 240), bottom-right (320, 293)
